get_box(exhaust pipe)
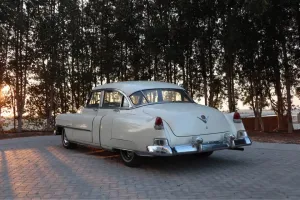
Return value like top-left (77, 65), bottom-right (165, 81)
top-left (229, 147), bottom-right (244, 151)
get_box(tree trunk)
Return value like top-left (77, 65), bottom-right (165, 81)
top-left (208, 33), bottom-right (214, 107)
top-left (124, 42), bottom-right (128, 80)
top-left (258, 113), bottom-right (264, 132)
top-left (296, 3), bottom-right (300, 45)
top-left (281, 37), bottom-right (293, 133)
top-left (47, 84), bottom-right (54, 131)
top-left (254, 114), bottom-right (259, 131)
top-left (273, 66), bottom-right (285, 131)
top-left (173, 61), bottom-right (177, 84)
top-left (10, 86), bottom-right (16, 131)
top-left (223, 5), bottom-right (236, 113)
top-left (259, 98), bottom-right (265, 132)
top-left (225, 53), bottom-right (235, 112)
top-left (154, 54), bottom-right (158, 81)
top-left (181, 59), bottom-right (186, 89)
top-left (253, 98), bottom-right (259, 131)
top-left (15, 17), bottom-right (22, 133)
top-left (200, 42), bottom-right (208, 106)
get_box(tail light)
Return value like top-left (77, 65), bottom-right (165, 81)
top-left (233, 112), bottom-right (242, 123)
top-left (154, 117), bottom-right (164, 130)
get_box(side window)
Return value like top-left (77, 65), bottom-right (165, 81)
top-left (103, 90), bottom-right (130, 108)
top-left (130, 91), bottom-right (147, 106)
top-left (86, 91), bottom-right (101, 108)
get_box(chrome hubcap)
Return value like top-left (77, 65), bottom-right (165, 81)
top-left (121, 150), bottom-right (134, 162)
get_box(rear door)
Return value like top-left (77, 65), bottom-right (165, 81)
top-left (72, 91), bottom-right (102, 143)
top-left (99, 89), bottom-right (133, 149)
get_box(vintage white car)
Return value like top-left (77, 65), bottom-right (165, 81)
top-left (55, 81), bottom-right (252, 167)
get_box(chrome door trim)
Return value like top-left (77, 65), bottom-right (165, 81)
top-left (63, 125), bottom-right (91, 132)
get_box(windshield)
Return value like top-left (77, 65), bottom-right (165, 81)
top-left (141, 89), bottom-right (193, 104)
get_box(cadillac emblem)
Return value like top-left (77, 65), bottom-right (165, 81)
top-left (197, 115), bottom-right (208, 124)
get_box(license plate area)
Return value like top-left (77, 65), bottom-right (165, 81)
top-left (202, 141), bottom-right (229, 151)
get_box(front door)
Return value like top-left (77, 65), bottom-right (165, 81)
top-left (72, 91), bottom-right (102, 143)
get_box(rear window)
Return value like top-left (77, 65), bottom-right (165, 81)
top-left (130, 91), bottom-right (148, 106)
top-left (142, 89), bottom-right (192, 104)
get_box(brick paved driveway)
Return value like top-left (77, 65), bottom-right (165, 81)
top-left (1, 136), bottom-right (300, 200)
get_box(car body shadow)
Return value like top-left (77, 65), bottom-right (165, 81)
top-left (68, 145), bottom-right (252, 172)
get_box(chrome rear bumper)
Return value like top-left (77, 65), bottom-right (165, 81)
top-left (146, 134), bottom-right (252, 156)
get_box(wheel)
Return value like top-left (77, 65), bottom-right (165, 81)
top-left (61, 128), bottom-right (77, 149)
top-left (194, 151), bottom-right (213, 158)
top-left (120, 150), bottom-right (141, 167)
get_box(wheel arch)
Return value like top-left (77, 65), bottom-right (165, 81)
top-left (54, 125), bottom-right (64, 135)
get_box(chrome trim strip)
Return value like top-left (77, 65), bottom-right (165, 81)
top-left (173, 131), bottom-right (231, 137)
top-left (62, 125), bottom-right (91, 132)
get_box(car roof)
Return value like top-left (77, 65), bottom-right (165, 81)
top-left (92, 81), bottom-right (184, 96)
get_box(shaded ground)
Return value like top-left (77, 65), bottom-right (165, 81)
top-left (1, 136), bottom-right (300, 199)
top-left (0, 131), bottom-right (53, 140)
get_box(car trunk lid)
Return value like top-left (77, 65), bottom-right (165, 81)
top-left (143, 103), bottom-right (230, 137)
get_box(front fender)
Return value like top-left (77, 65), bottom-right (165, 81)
top-left (54, 114), bottom-right (73, 135)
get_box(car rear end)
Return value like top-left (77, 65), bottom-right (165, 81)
top-left (143, 104), bottom-right (252, 156)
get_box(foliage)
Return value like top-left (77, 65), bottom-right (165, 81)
top-left (0, 0), bottom-right (299, 132)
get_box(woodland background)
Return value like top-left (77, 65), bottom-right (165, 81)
top-left (0, 0), bottom-right (300, 133)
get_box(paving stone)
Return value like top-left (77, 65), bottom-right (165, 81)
top-left (0, 136), bottom-right (300, 199)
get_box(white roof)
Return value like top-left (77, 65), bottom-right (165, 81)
top-left (93, 81), bottom-right (183, 96)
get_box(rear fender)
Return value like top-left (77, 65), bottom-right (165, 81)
top-left (223, 112), bottom-right (246, 136)
top-left (108, 112), bottom-right (169, 152)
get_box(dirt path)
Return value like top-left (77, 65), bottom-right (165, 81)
top-left (248, 130), bottom-right (300, 144)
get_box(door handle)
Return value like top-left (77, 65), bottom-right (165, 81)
top-left (113, 108), bottom-right (120, 112)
